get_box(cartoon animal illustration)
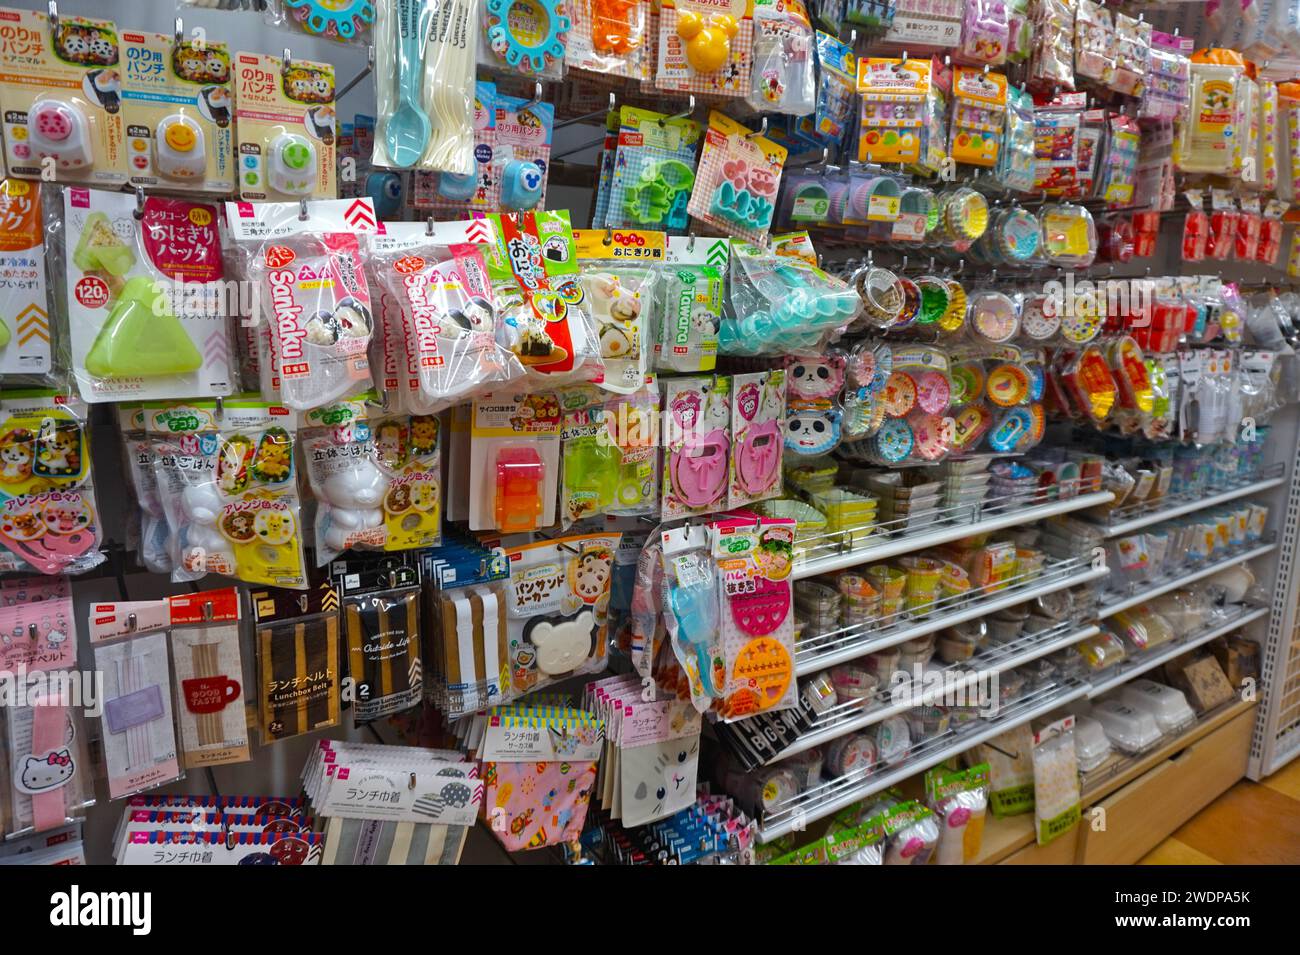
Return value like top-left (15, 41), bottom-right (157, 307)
top-left (571, 547), bottom-right (613, 604)
top-left (221, 511), bottom-right (256, 542)
top-left (374, 422), bottom-right (407, 470)
top-left (0, 430), bottom-right (33, 483)
top-left (254, 510), bottom-right (294, 545)
top-left (630, 737), bottom-right (699, 821)
top-left (45, 627), bottom-right (68, 652)
top-left (37, 427), bottom-right (80, 475)
top-left (410, 415), bottom-right (438, 455)
top-left (20, 749), bottom-right (75, 792)
top-left (784, 406), bottom-right (842, 455)
top-left (526, 610), bottom-right (595, 676)
top-left (58, 25), bottom-right (116, 66)
top-left (8, 512), bottom-right (42, 538)
top-left (42, 500), bottom-right (89, 534)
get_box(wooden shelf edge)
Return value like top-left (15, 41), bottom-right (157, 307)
top-left (973, 698), bottom-right (1257, 865)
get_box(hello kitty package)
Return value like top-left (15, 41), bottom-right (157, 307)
top-left (0, 8), bottom-right (128, 186)
top-left (2, 669), bottom-right (94, 837)
top-left (502, 533), bottom-right (620, 702)
top-left (0, 392), bottom-right (103, 577)
top-left (119, 34), bottom-right (234, 194)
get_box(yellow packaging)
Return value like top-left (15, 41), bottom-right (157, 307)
top-left (0, 8), bottom-right (127, 186)
top-left (120, 32), bottom-right (234, 194)
top-left (949, 66), bottom-right (1006, 168)
top-left (1177, 63), bottom-right (1240, 174)
top-left (856, 57), bottom-right (930, 165)
top-left (233, 51), bottom-right (336, 201)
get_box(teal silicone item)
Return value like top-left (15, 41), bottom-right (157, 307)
top-left (384, 0), bottom-right (433, 168)
top-left (285, 0), bottom-right (375, 40)
top-left (486, 0), bottom-right (570, 73)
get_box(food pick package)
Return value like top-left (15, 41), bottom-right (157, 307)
top-left (63, 187), bottom-right (234, 402)
top-left (119, 34), bottom-right (235, 194)
top-left (0, 8), bottom-right (128, 187)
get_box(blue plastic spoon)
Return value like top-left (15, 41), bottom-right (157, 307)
top-left (384, 0), bottom-right (432, 168)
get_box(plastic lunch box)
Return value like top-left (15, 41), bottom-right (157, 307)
top-left (1090, 698), bottom-right (1164, 754)
top-left (1118, 679), bottom-right (1197, 734)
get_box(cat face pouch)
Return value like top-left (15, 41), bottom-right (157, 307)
top-left (0, 392), bottom-right (102, 576)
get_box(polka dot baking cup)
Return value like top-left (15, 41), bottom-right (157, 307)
top-left (939, 280), bottom-right (968, 333)
top-left (910, 412), bottom-right (948, 460)
top-left (875, 417), bottom-right (914, 463)
top-left (915, 277), bottom-right (950, 325)
top-left (1020, 293), bottom-right (1061, 341)
top-left (883, 371), bottom-right (918, 416)
top-left (950, 403), bottom-right (993, 449)
top-left (1060, 295), bottom-right (1103, 344)
top-left (915, 369), bottom-right (951, 413)
top-left (986, 363), bottom-right (1030, 407)
top-left (950, 363), bottom-right (985, 405)
top-left (968, 290), bottom-right (1020, 343)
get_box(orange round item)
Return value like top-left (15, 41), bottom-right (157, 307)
top-left (726, 636), bottom-right (793, 715)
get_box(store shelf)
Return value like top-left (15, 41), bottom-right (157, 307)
top-left (795, 558), bottom-right (1107, 675)
top-left (793, 490), bottom-right (1114, 580)
top-left (757, 678), bottom-right (1090, 842)
top-left (1086, 605), bottom-right (1271, 698)
top-left (1097, 539), bottom-right (1278, 619)
top-left (1098, 469), bottom-right (1285, 538)
top-left (771, 621), bottom-right (1099, 765)
top-left (974, 697), bottom-right (1257, 865)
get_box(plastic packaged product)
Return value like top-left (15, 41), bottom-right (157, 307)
top-left (1178, 62), bottom-right (1242, 175)
top-left (830, 665), bottom-right (879, 702)
top-left (748, 3), bottom-right (816, 115)
top-left (1073, 0), bottom-right (1115, 83)
top-left (1090, 698), bottom-right (1163, 753)
top-left (1033, 716), bottom-right (1080, 846)
top-left (802, 672), bottom-right (839, 715)
top-left (874, 715), bottom-right (911, 764)
top-left (1108, 12), bottom-right (1150, 96)
top-left (907, 705), bottom-right (950, 742)
top-left (962, 0), bottom-right (1010, 65)
top-left (825, 733), bottom-right (878, 776)
top-left (1119, 680), bottom-right (1196, 734)
top-left (882, 801), bottom-right (939, 865)
top-left (1073, 714), bottom-right (1112, 772)
top-left (1041, 202), bottom-right (1098, 266)
top-left (1075, 630), bottom-right (1127, 670)
top-left (1029, 0), bottom-right (1074, 90)
top-left (926, 763), bottom-right (990, 864)
top-left (1112, 606), bottom-right (1174, 652)
top-left (855, 58), bottom-right (933, 166)
top-left (970, 724), bottom-right (1034, 817)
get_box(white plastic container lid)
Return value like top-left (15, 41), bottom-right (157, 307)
top-left (1074, 714), bottom-right (1113, 772)
top-left (1119, 680), bottom-right (1197, 734)
top-left (1091, 699), bottom-right (1164, 754)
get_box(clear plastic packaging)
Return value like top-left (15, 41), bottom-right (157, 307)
top-left (1091, 697), bottom-right (1163, 753)
top-left (1119, 679), bottom-right (1196, 734)
top-left (373, 0), bottom-right (478, 173)
top-left (369, 231), bottom-right (524, 411)
top-left (1073, 714), bottom-right (1112, 771)
top-left (1033, 716), bottom-right (1080, 846)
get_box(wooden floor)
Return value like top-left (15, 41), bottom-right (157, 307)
top-left (1139, 757), bottom-right (1300, 864)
